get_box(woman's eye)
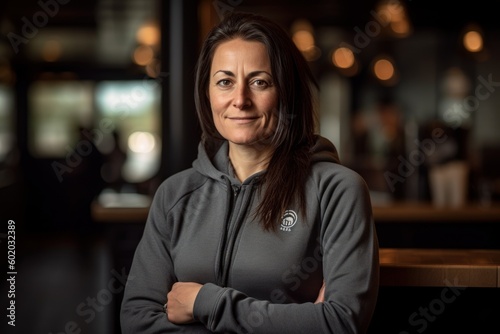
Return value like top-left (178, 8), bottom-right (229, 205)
top-left (252, 80), bottom-right (269, 88)
top-left (216, 79), bottom-right (232, 87)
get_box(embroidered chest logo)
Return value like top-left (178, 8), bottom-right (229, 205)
top-left (280, 210), bottom-right (298, 232)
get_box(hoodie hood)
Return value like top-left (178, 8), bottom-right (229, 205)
top-left (192, 135), bottom-right (340, 181)
top-left (310, 134), bottom-right (341, 164)
top-left (192, 140), bottom-right (236, 183)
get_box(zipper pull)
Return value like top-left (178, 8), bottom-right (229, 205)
top-left (232, 185), bottom-right (240, 197)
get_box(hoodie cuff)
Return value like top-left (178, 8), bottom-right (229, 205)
top-left (193, 283), bottom-right (226, 327)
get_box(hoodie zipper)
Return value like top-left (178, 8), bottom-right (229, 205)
top-left (216, 182), bottom-right (240, 286)
top-left (221, 185), bottom-right (240, 278)
top-left (216, 180), bottom-right (255, 287)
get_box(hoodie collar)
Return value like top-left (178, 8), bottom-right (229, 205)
top-left (192, 135), bottom-right (340, 183)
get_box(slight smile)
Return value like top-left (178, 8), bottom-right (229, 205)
top-left (227, 117), bottom-right (260, 124)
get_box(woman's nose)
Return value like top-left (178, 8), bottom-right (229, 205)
top-left (232, 85), bottom-right (251, 109)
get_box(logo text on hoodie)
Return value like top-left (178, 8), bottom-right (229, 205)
top-left (280, 210), bottom-right (297, 232)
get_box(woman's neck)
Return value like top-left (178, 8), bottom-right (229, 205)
top-left (228, 143), bottom-right (274, 182)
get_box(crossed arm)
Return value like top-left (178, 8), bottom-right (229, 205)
top-left (166, 281), bottom-right (326, 324)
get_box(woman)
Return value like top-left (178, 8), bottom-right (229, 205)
top-left (121, 12), bottom-right (379, 334)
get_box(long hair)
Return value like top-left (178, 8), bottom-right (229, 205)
top-left (194, 12), bottom-right (318, 230)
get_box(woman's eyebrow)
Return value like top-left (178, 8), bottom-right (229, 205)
top-left (248, 70), bottom-right (272, 78)
top-left (212, 70), bottom-right (272, 77)
top-left (213, 70), bottom-right (235, 77)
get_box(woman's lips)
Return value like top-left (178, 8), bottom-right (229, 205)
top-left (228, 117), bottom-right (259, 124)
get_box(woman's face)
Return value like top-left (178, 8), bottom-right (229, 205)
top-left (209, 38), bottom-right (278, 147)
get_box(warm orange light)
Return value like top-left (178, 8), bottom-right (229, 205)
top-left (332, 47), bottom-right (355, 69)
top-left (376, 0), bottom-right (412, 37)
top-left (391, 19), bottom-right (410, 36)
top-left (463, 30), bottom-right (483, 52)
top-left (136, 24), bottom-right (160, 46)
top-left (293, 30), bottom-right (315, 52)
top-left (373, 58), bottom-right (395, 81)
top-left (291, 19), bottom-right (320, 62)
top-left (133, 45), bottom-right (154, 66)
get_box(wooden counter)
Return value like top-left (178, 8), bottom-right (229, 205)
top-left (379, 248), bottom-right (500, 288)
top-left (91, 193), bottom-right (152, 223)
top-left (373, 202), bottom-right (500, 223)
top-left (91, 197), bottom-right (500, 288)
top-left (92, 199), bottom-right (500, 223)
top-left (373, 202), bottom-right (500, 248)
top-left (91, 202), bottom-right (150, 222)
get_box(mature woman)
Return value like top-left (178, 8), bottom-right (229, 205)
top-left (121, 12), bottom-right (379, 334)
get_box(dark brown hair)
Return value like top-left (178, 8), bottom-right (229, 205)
top-left (194, 12), bottom-right (318, 230)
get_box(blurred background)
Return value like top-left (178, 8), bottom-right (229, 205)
top-left (0, 0), bottom-right (499, 333)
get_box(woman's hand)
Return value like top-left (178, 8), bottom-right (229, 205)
top-left (314, 281), bottom-right (325, 304)
top-left (166, 282), bottom-right (203, 324)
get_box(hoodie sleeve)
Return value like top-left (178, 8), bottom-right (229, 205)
top-left (120, 183), bottom-right (211, 334)
top-left (192, 166), bottom-right (380, 334)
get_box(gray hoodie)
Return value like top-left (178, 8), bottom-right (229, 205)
top-left (120, 135), bottom-right (379, 334)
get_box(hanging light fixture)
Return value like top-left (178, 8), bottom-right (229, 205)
top-left (372, 55), bottom-right (398, 85)
top-left (291, 19), bottom-right (321, 62)
top-left (331, 46), bottom-right (359, 76)
top-left (374, 0), bottom-right (412, 37)
top-left (462, 24), bottom-right (484, 53)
